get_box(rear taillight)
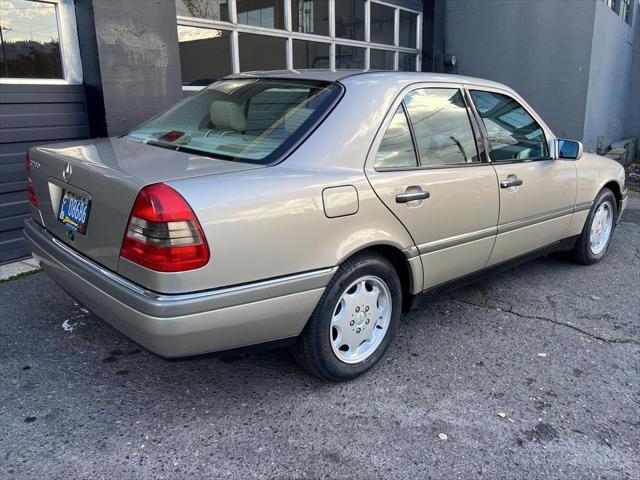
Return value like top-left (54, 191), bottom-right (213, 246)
top-left (25, 151), bottom-right (39, 209)
top-left (120, 183), bottom-right (209, 272)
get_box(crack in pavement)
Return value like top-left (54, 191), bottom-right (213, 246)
top-left (450, 295), bottom-right (640, 346)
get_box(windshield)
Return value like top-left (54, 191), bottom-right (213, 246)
top-left (125, 79), bottom-right (342, 164)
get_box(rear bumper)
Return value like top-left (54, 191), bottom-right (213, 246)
top-left (24, 218), bottom-right (332, 357)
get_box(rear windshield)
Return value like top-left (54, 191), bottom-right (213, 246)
top-left (125, 79), bottom-right (342, 164)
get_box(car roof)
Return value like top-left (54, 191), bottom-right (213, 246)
top-left (226, 69), bottom-right (510, 91)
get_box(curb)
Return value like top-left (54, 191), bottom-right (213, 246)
top-left (0, 256), bottom-right (41, 281)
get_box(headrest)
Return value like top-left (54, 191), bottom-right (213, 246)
top-left (210, 100), bottom-right (246, 132)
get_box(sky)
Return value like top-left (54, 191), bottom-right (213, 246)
top-left (0, 0), bottom-right (60, 44)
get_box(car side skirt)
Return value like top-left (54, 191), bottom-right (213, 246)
top-left (410, 235), bottom-right (580, 308)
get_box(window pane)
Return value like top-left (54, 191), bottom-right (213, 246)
top-left (404, 89), bottom-right (479, 166)
top-left (0, 0), bottom-right (62, 79)
top-left (370, 3), bottom-right (395, 45)
top-left (335, 0), bottom-right (365, 41)
top-left (375, 105), bottom-right (417, 169)
top-left (370, 49), bottom-right (395, 70)
top-left (126, 79), bottom-right (341, 164)
top-left (470, 90), bottom-right (548, 161)
top-left (175, 0), bottom-right (230, 21)
top-left (292, 0), bottom-right (329, 35)
top-left (178, 27), bottom-right (231, 85)
top-left (293, 40), bottom-right (330, 69)
top-left (398, 53), bottom-right (416, 71)
top-left (238, 33), bottom-right (286, 71)
top-left (236, 0), bottom-right (285, 29)
top-left (399, 10), bottom-right (417, 48)
top-left (335, 45), bottom-right (365, 69)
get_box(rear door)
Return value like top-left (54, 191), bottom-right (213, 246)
top-left (467, 88), bottom-right (578, 266)
top-left (365, 84), bottom-right (499, 290)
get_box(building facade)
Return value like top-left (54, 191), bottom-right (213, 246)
top-left (0, 0), bottom-right (638, 263)
top-left (444, 0), bottom-right (640, 153)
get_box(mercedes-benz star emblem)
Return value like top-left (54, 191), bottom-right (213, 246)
top-left (63, 163), bottom-right (72, 183)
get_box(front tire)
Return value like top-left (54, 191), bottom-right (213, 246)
top-left (571, 188), bottom-right (617, 265)
top-left (291, 252), bottom-right (402, 382)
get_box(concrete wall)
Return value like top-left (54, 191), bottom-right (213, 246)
top-left (583, 0), bottom-right (638, 152)
top-left (90, 0), bottom-right (182, 136)
top-left (422, 0), bottom-right (446, 72)
top-left (444, 0), bottom-right (596, 141)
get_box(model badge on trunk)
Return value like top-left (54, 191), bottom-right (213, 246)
top-left (63, 163), bottom-right (73, 183)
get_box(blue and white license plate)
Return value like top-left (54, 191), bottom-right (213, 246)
top-left (58, 190), bottom-right (91, 234)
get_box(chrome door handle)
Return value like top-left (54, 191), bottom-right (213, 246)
top-left (396, 187), bottom-right (430, 203)
top-left (500, 176), bottom-right (523, 188)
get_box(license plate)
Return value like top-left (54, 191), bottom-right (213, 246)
top-left (58, 190), bottom-right (91, 234)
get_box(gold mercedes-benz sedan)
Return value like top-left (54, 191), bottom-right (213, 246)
top-left (24, 70), bottom-right (628, 381)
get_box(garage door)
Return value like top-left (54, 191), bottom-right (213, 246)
top-left (0, 84), bottom-right (89, 264)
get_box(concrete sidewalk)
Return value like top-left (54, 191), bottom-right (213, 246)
top-left (0, 256), bottom-right (40, 281)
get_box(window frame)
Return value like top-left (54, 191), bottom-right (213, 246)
top-left (177, 0), bottom-right (423, 91)
top-left (466, 86), bottom-right (554, 164)
top-left (0, 0), bottom-right (82, 85)
top-left (372, 83), bottom-right (489, 173)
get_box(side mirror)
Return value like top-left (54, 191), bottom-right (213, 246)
top-left (552, 139), bottom-right (583, 160)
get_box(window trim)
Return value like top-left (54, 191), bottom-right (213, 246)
top-left (466, 86), bottom-right (554, 164)
top-left (401, 100), bottom-right (420, 166)
top-left (0, 0), bottom-right (82, 85)
top-left (370, 82), bottom-right (490, 173)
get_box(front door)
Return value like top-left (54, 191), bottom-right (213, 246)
top-left (365, 85), bottom-right (499, 290)
top-left (467, 89), bottom-right (578, 266)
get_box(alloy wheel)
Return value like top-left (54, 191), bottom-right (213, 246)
top-left (329, 276), bottom-right (392, 364)
top-left (589, 201), bottom-right (613, 255)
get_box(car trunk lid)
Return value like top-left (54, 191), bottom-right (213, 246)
top-left (28, 137), bottom-right (263, 271)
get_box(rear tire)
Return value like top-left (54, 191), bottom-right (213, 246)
top-left (571, 188), bottom-right (617, 265)
top-left (291, 252), bottom-right (402, 382)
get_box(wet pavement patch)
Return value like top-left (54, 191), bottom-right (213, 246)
top-left (523, 422), bottom-right (560, 444)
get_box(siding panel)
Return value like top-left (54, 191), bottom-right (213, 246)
top-left (0, 84), bottom-right (88, 264)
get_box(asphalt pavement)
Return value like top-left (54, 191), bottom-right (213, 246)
top-left (1, 195), bottom-right (639, 480)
